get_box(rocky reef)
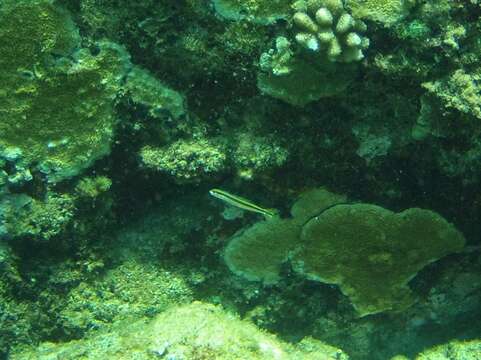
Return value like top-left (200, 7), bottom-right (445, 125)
top-left (1, 0), bottom-right (481, 359)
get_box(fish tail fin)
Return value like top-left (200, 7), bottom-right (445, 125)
top-left (263, 208), bottom-right (280, 219)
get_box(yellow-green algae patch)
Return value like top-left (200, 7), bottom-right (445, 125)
top-left (11, 302), bottom-right (349, 360)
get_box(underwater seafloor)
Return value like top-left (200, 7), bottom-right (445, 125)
top-left (1, 0), bottom-right (481, 359)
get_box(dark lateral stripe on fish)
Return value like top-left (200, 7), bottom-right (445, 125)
top-left (209, 189), bottom-right (278, 217)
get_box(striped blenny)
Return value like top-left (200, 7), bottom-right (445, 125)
top-left (209, 188), bottom-right (279, 219)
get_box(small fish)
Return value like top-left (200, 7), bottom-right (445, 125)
top-left (209, 188), bottom-right (279, 219)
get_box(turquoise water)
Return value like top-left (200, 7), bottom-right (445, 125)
top-left (1, 0), bottom-right (480, 359)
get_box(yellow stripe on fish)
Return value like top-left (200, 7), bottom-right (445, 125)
top-left (209, 189), bottom-right (279, 219)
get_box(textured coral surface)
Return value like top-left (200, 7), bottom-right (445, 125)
top-left (1, 0), bottom-right (481, 359)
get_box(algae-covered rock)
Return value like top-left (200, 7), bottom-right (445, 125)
top-left (212, 0), bottom-right (291, 24)
top-left (232, 133), bottom-right (289, 180)
top-left (293, 204), bottom-right (465, 316)
top-left (11, 302), bottom-right (349, 359)
top-left (346, 0), bottom-right (414, 26)
top-left (3, 192), bottom-right (75, 241)
top-left (75, 176), bottom-right (112, 199)
top-left (57, 260), bottom-right (193, 337)
top-left (415, 339), bottom-right (481, 359)
top-left (0, 0), bottom-right (129, 183)
top-left (140, 139), bottom-right (227, 183)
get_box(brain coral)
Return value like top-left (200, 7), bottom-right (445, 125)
top-left (0, 0), bottom-right (129, 183)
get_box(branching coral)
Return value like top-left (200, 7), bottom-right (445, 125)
top-left (257, 39), bottom-right (356, 105)
top-left (292, 0), bottom-right (370, 62)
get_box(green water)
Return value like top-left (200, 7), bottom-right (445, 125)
top-left (1, 0), bottom-right (480, 359)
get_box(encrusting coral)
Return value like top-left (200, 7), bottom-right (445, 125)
top-left (0, 0), bottom-right (130, 183)
top-left (224, 188), bottom-right (465, 316)
top-left (293, 203), bottom-right (465, 316)
top-left (257, 43), bottom-right (355, 105)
